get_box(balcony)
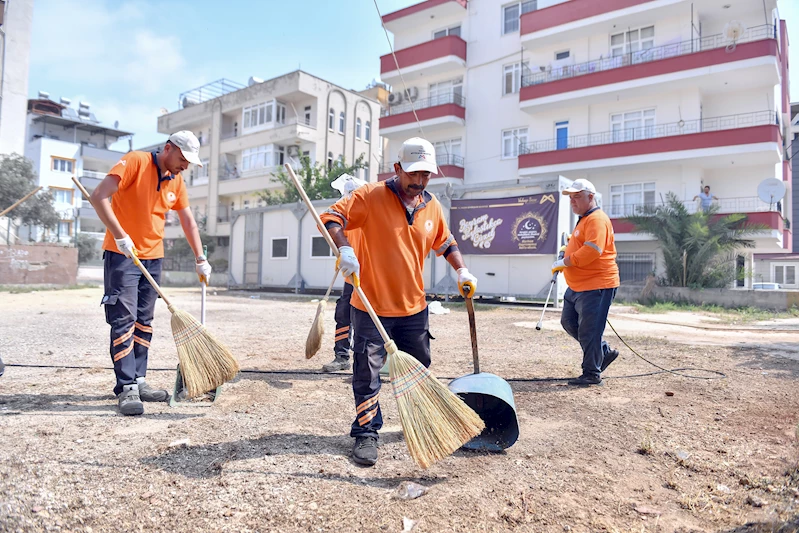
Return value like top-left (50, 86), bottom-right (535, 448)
top-left (520, 25), bottom-right (778, 112)
top-left (78, 200), bottom-right (99, 220)
top-left (81, 144), bottom-right (126, 164)
top-left (380, 36), bottom-right (466, 86)
top-left (220, 117), bottom-right (315, 154)
top-left (217, 165), bottom-right (294, 196)
top-left (380, 93), bottom-right (466, 136)
top-left (518, 111), bottom-right (781, 175)
top-left (521, 0), bottom-right (683, 48)
top-left (79, 170), bottom-right (106, 191)
top-left (381, 0), bottom-right (467, 33)
top-left (377, 153), bottom-right (464, 181)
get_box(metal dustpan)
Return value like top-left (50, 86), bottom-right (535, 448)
top-left (448, 291), bottom-right (519, 451)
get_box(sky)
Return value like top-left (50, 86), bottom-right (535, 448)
top-left (28, 0), bottom-right (799, 151)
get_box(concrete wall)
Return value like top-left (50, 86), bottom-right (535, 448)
top-left (0, 244), bottom-right (78, 285)
top-left (0, 0), bottom-right (33, 156)
top-left (616, 283), bottom-right (799, 311)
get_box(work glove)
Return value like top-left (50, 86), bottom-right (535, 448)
top-left (336, 246), bottom-right (360, 280)
top-left (457, 267), bottom-right (478, 298)
top-left (114, 235), bottom-right (138, 259)
top-left (551, 259), bottom-right (566, 275)
top-left (196, 259), bottom-right (212, 284)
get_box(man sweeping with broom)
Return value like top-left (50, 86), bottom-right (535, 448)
top-left (320, 137), bottom-right (478, 466)
top-left (90, 131), bottom-right (212, 415)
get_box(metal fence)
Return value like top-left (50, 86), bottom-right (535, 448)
top-left (381, 93), bottom-right (466, 117)
top-left (617, 253), bottom-right (655, 283)
top-left (520, 110), bottom-right (775, 154)
top-left (521, 24), bottom-right (776, 88)
top-left (378, 153), bottom-right (464, 174)
top-left (608, 195), bottom-right (780, 218)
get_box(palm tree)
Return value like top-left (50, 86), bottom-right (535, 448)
top-left (624, 192), bottom-right (767, 288)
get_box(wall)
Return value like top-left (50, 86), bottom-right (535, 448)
top-left (617, 283), bottom-right (799, 311)
top-left (0, 245), bottom-right (78, 285)
top-left (0, 0), bottom-right (33, 156)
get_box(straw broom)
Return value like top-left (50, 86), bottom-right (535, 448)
top-left (284, 163), bottom-right (484, 469)
top-left (73, 177), bottom-right (239, 398)
top-left (306, 268), bottom-right (339, 359)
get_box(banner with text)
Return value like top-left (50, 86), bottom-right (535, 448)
top-left (450, 193), bottom-right (559, 255)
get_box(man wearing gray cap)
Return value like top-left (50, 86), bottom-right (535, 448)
top-left (553, 179), bottom-right (620, 386)
top-left (90, 131), bottom-right (212, 415)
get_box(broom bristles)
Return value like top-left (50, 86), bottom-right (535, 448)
top-left (305, 300), bottom-right (326, 359)
top-left (171, 308), bottom-right (239, 398)
top-left (387, 341), bottom-right (485, 469)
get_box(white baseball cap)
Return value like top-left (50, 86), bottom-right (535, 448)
top-left (397, 137), bottom-right (438, 175)
top-left (562, 178), bottom-right (596, 196)
top-left (168, 130), bottom-right (202, 167)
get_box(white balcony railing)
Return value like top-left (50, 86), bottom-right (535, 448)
top-left (608, 196), bottom-right (782, 219)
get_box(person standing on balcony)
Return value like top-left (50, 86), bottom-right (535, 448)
top-left (552, 179), bottom-right (620, 387)
top-left (90, 131), bottom-right (212, 416)
top-left (693, 185), bottom-right (718, 213)
top-left (320, 137), bottom-right (478, 466)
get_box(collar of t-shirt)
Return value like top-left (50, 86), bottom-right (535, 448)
top-left (386, 176), bottom-right (433, 225)
top-left (152, 151), bottom-right (175, 192)
top-left (577, 206), bottom-right (601, 225)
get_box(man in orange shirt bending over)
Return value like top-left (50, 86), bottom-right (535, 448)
top-left (91, 131), bottom-right (212, 415)
top-left (320, 137), bottom-right (478, 466)
top-left (552, 179), bottom-right (620, 387)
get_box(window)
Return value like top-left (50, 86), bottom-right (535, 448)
top-left (311, 236), bottom-right (335, 258)
top-left (57, 221), bottom-right (72, 238)
top-left (611, 108), bottom-right (656, 142)
top-left (304, 105), bottom-right (312, 126)
top-left (774, 264), bottom-right (797, 287)
top-left (434, 25), bottom-right (461, 39)
top-left (609, 182), bottom-right (656, 217)
top-left (328, 108), bottom-right (335, 130)
top-left (242, 100), bottom-right (286, 131)
top-left (503, 1), bottom-right (536, 34)
top-left (364, 121), bottom-right (371, 143)
top-left (429, 78), bottom-right (463, 105)
top-left (617, 253), bottom-right (656, 282)
top-left (555, 121), bottom-right (569, 150)
top-left (434, 138), bottom-right (462, 165)
top-left (52, 158), bottom-right (74, 173)
top-left (503, 62), bottom-right (531, 95)
top-left (52, 188), bottom-right (73, 204)
top-left (271, 237), bottom-right (289, 259)
top-left (217, 236), bottom-right (230, 247)
top-left (327, 152), bottom-right (334, 170)
top-left (338, 112), bottom-right (345, 134)
top-left (355, 118), bottom-right (362, 139)
top-left (611, 25), bottom-right (655, 57)
top-left (196, 159), bottom-right (210, 181)
top-left (275, 103), bottom-right (286, 125)
top-left (363, 163), bottom-right (369, 180)
top-left (555, 50), bottom-right (570, 60)
top-left (501, 128), bottom-right (528, 159)
top-left (242, 145), bottom-right (284, 171)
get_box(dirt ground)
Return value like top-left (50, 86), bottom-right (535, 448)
top-left (1, 286), bottom-right (798, 533)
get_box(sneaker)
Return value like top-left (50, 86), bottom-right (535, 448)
top-left (601, 349), bottom-right (619, 373)
top-left (117, 384), bottom-right (144, 416)
top-left (135, 377), bottom-right (170, 402)
top-left (352, 436), bottom-right (378, 466)
top-left (567, 374), bottom-right (604, 387)
top-left (322, 355), bottom-right (351, 372)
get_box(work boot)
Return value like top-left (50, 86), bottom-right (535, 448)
top-left (135, 377), bottom-right (170, 402)
top-left (322, 355), bottom-right (350, 372)
top-left (117, 384), bottom-right (144, 416)
top-left (352, 436), bottom-right (378, 466)
top-left (0, 355), bottom-right (4, 377)
top-left (601, 349), bottom-right (619, 373)
top-left (567, 374), bottom-right (603, 387)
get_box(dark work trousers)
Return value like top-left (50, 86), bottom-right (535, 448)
top-left (333, 282), bottom-right (354, 360)
top-left (350, 306), bottom-right (432, 438)
top-left (560, 287), bottom-right (617, 379)
top-left (102, 251), bottom-right (162, 395)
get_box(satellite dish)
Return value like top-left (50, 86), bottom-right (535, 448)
top-left (757, 177), bottom-right (785, 209)
top-left (724, 20), bottom-right (746, 41)
top-left (159, 108), bottom-right (169, 115)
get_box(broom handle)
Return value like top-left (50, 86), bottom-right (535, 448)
top-left (72, 176), bottom-right (174, 308)
top-left (323, 268), bottom-right (339, 301)
top-left (284, 164), bottom-right (392, 345)
top-left (0, 186), bottom-right (43, 218)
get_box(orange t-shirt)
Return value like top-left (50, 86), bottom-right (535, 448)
top-left (321, 178), bottom-right (456, 317)
top-left (101, 151), bottom-right (189, 259)
top-left (563, 207), bottom-right (620, 291)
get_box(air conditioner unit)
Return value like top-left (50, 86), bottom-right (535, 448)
top-left (405, 87), bottom-right (419, 102)
top-left (286, 145), bottom-right (300, 157)
top-left (387, 91), bottom-right (404, 106)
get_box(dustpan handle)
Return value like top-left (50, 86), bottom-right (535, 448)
top-left (72, 176), bottom-right (173, 308)
top-left (284, 164), bottom-right (392, 346)
top-left (464, 288), bottom-right (480, 374)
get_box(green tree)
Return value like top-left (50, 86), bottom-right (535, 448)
top-left (258, 155), bottom-right (366, 206)
top-left (73, 232), bottom-right (98, 263)
top-left (624, 192), bottom-right (767, 288)
top-left (163, 212), bottom-right (216, 270)
top-left (0, 154), bottom-right (59, 230)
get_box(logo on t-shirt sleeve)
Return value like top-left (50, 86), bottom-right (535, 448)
top-left (167, 191), bottom-right (177, 204)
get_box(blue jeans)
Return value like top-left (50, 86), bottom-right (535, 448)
top-left (102, 251), bottom-right (162, 395)
top-left (561, 287), bottom-right (617, 378)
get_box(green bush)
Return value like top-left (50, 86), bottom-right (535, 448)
top-left (210, 258), bottom-right (228, 273)
top-left (73, 233), bottom-right (98, 263)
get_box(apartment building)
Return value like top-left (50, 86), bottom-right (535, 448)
top-left (378, 0), bottom-right (792, 295)
top-left (22, 95), bottom-right (133, 243)
top-left (156, 71), bottom-right (383, 259)
top-left (0, 0), bottom-right (33, 156)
